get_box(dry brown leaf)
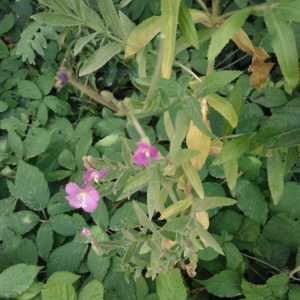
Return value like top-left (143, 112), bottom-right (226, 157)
top-left (232, 28), bottom-right (255, 54)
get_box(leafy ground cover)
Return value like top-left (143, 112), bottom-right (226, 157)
top-left (0, 0), bottom-right (300, 299)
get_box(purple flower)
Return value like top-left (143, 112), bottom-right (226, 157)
top-left (65, 183), bottom-right (100, 212)
top-left (83, 168), bottom-right (109, 186)
top-left (133, 141), bottom-right (159, 166)
top-left (55, 68), bottom-right (69, 89)
top-left (80, 227), bottom-right (91, 237)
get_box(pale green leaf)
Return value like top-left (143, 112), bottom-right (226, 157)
top-left (147, 165), bottom-right (162, 219)
top-left (192, 197), bottom-right (237, 212)
top-left (17, 80), bottom-right (42, 99)
top-left (41, 282), bottom-right (77, 300)
top-left (74, 32), bottom-right (98, 56)
top-left (47, 271), bottom-right (80, 284)
top-left (32, 12), bottom-right (82, 26)
top-left (159, 198), bottom-right (192, 220)
top-left (80, 2), bottom-right (105, 32)
top-left (133, 200), bottom-right (157, 233)
top-left (223, 158), bottom-right (238, 191)
top-left (79, 280), bottom-right (104, 300)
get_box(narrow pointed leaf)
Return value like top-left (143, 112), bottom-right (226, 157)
top-left (32, 12), bottom-right (82, 26)
top-left (147, 165), bottom-right (162, 219)
top-left (159, 198), bottom-right (193, 220)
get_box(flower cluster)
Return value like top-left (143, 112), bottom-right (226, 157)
top-left (133, 141), bottom-right (159, 166)
top-left (65, 168), bottom-right (109, 212)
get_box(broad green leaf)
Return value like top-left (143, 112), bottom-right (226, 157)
top-left (161, 0), bottom-right (181, 78)
top-left (133, 200), bottom-right (157, 233)
top-left (207, 94), bottom-right (238, 128)
top-left (41, 282), bottom-right (77, 300)
top-left (37, 102), bottom-right (48, 126)
top-left (58, 149), bottom-right (75, 171)
top-left (135, 277), bottom-right (149, 300)
top-left (0, 264), bottom-right (42, 298)
top-left (75, 130), bottom-right (93, 169)
top-left (159, 198), bottom-right (192, 220)
top-left (195, 71), bottom-right (242, 97)
top-left (74, 32), bottom-right (98, 56)
top-left (234, 178), bottom-right (268, 224)
top-left (121, 242), bottom-right (137, 267)
top-left (8, 130), bottom-right (23, 158)
top-left (264, 10), bottom-right (299, 90)
top-left (267, 273), bottom-right (289, 296)
top-left (208, 8), bottom-right (251, 61)
top-left (122, 169), bottom-right (149, 194)
top-left (36, 222), bottom-right (53, 261)
top-left (185, 96), bottom-right (215, 138)
top-left (210, 210), bottom-right (243, 235)
top-left (242, 280), bottom-right (272, 299)
top-left (0, 40), bottom-right (9, 59)
top-left (47, 271), bottom-right (80, 284)
top-left (16, 282), bottom-right (43, 300)
top-left (91, 200), bottom-right (109, 229)
top-left (224, 242), bottom-right (244, 272)
top-left (147, 165), bottom-right (162, 219)
top-left (284, 146), bottom-right (299, 175)
top-left (74, 116), bottom-right (96, 139)
top-left (263, 214), bottom-right (300, 249)
top-left (78, 280), bottom-right (104, 300)
top-left (15, 160), bottom-right (50, 210)
top-left (32, 12), bottom-right (82, 26)
top-left (169, 110), bottom-right (190, 160)
top-left (182, 161), bottom-right (204, 199)
top-left (239, 156), bottom-right (261, 181)
top-left (236, 216), bottom-right (260, 243)
top-left (253, 87), bottom-right (288, 108)
top-left (0, 12), bottom-right (15, 36)
top-left (201, 270), bottom-right (242, 297)
top-left (275, 1), bottom-right (300, 23)
top-left (170, 149), bottom-right (201, 167)
top-left (17, 80), bottom-right (42, 99)
top-left (192, 197), bottom-right (237, 212)
top-left (267, 149), bottom-right (284, 205)
top-left (87, 249), bottom-right (110, 281)
top-left (49, 214), bottom-right (77, 236)
top-left (79, 42), bottom-right (123, 76)
top-left (80, 2), bottom-right (105, 32)
top-left (47, 242), bottom-right (88, 276)
top-left (157, 269), bottom-right (187, 300)
top-left (125, 16), bottom-right (161, 58)
top-left (44, 96), bottom-right (73, 116)
top-left (97, 0), bottom-right (124, 39)
top-left (213, 134), bottom-right (253, 165)
top-left (119, 11), bottom-right (135, 40)
top-left (178, 1), bottom-right (198, 49)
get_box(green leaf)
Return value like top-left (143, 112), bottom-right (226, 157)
top-left (24, 128), bottom-right (52, 159)
top-left (264, 10), bottom-right (299, 90)
top-left (58, 149), bottom-right (75, 171)
top-left (200, 270), bottom-right (242, 297)
top-left (41, 282), bottom-right (77, 300)
top-left (17, 80), bottom-right (42, 99)
top-left (223, 158), bottom-right (238, 191)
top-left (80, 2), bottom-right (105, 32)
top-left (241, 280), bottom-right (272, 300)
top-left (185, 96), bottom-right (215, 138)
top-left (135, 276), bottom-right (148, 300)
top-left (161, 0), bottom-right (181, 78)
top-left (44, 96), bottom-right (73, 116)
top-left (275, 2), bottom-right (300, 24)
top-left (79, 280), bottom-right (104, 300)
top-left (213, 134), bottom-right (253, 165)
top-left (267, 149), bottom-right (284, 205)
top-left (47, 190), bottom-right (73, 216)
top-left (132, 200), bottom-right (157, 233)
top-left (122, 169), bottom-right (149, 194)
top-left (16, 282), bottom-right (43, 300)
top-left (157, 269), bottom-right (187, 300)
top-left (178, 1), bottom-right (198, 49)
top-left (36, 71), bottom-right (56, 96)
top-left (147, 165), bottom-right (161, 219)
top-left (192, 197), bottom-right (237, 212)
top-left (0, 264), bottom-right (42, 298)
top-left (236, 216), bottom-right (260, 243)
top-left (98, 0), bottom-right (124, 39)
top-left (159, 198), bottom-right (192, 220)
top-left (284, 146), bottom-right (299, 175)
top-left (15, 160), bottom-right (50, 210)
top-left (74, 32), bottom-right (98, 56)
top-left (0, 40), bottom-right (9, 59)
top-left (36, 222), bottom-right (53, 261)
top-left (49, 214), bottom-right (77, 236)
top-left (208, 8), bottom-right (251, 61)
top-left (87, 249), bottom-right (110, 281)
top-left (125, 16), bottom-right (161, 58)
top-left (47, 242), bottom-right (88, 276)
top-left (32, 12), bottom-right (82, 26)
top-left (91, 200), bottom-right (109, 229)
top-left (263, 214), bottom-right (300, 249)
top-left (75, 130), bottom-right (93, 169)
top-left (0, 12), bottom-right (15, 36)
top-left (37, 102), bottom-right (48, 126)
top-left (253, 87), bottom-right (288, 108)
top-left (47, 271), bottom-right (80, 284)
top-left (74, 116), bottom-right (96, 139)
top-left (196, 71), bottom-right (242, 97)
top-left (79, 42), bottom-right (123, 76)
top-left (121, 242), bottom-right (137, 267)
top-left (224, 242), bottom-right (244, 272)
top-left (267, 273), bottom-right (289, 296)
top-left (234, 178), bottom-right (268, 225)
top-left (207, 94), bottom-right (238, 128)
top-left (8, 130), bottom-right (23, 158)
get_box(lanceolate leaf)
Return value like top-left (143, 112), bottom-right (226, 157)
top-left (79, 42), bottom-right (123, 76)
top-left (274, 1), bottom-right (300, 22)
top-left (161, 0), bottom-right (181, 78)
top-left (125, 16), bottom-right (161, 58)
top-left (147, 165), bottom-right (162, 219)
top-left (208, 8), bottom-right (251, 61)
top-left (264, 11), bottom-right (299, 91)
top-left (32, 12), bottom-right (82, 26)
top-left (267, 149), bottom-right (284, 205)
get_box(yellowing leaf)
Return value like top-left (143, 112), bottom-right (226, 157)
top-left (158, 198), bottom-right (192, 220)
top-left (223, 158), bottom-right (238, 191)
top-left (231, 28), bottom-right (254, 54)
top-left (125, 16), bottom-right (161, 58)
top-left (189, 9), bottom-right (212, 27)
top-left (161, 238), bottom-right (176, 251)
top-left (196, 211), bottom-right (209, 230)
top-left (209, 140), bottom-right (223, 156)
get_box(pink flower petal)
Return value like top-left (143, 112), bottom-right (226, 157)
top-left (66, 182), bottom-right (81, 195)
top-left (133, 141), bottom-right (159, 166)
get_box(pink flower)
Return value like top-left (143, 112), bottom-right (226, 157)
top-left (133, 141), bottom-right (159, 166)
top-left (80, 227), bottom-right (91, 237)
top-left (83, 168), bottom-right (109, 186)
top-left (65, 183), bottom-right (100, 212)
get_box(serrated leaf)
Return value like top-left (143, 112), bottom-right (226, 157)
top-left (224, 242), bottom-right (244, 272)
top-left (32, 12), bottom-right (82, 26)
top-left (74, 32), bottom-right (98, 56)
top-left (275, 1), bottom-right (300, 22)
top-left (133, 200), bottom-right (157, 233)
top-left (75, 130), bottom-right (93, 169)
top-left (47, 242), bottom-right (88, 276)
top-left (16, 281), bottom-right (43, 300)
top-left (267, 273), bottom-right (289, 296)
top-left (87, 249), bottom-right (110, 281)
top-left (79, 42), bottom-right (123, 76)
top-left (267, 149), bottom-right (284, 205)
top-left (78, 280), bottom-right (104, 300)
top-left (213, 134), bottom-right (253, 165)
top-left (15, 160), bottom-right (50, 210)
top-left (264, 10), bottom-right (299, 90)
top-left (0, 264), bottom-right (42, 298)
top-left (125, 16), bottom-right (161, 58)
top-left (47, 271), bottom-right (80, 284)
top-left (8, 130), bottom-right (23, 158)
top-left (58, 149), bottom-right (75, 171)
top-left (208, 8), bottom-right (251, 61)
top-left (161, 0), bottom-right (181, 78)
top-left (241, 280), bottom-right (272, 300)
top-left (49, 214), bottom-right (77, 236)
top-left (201, 270), bottom-right (242, 297)
top-left (41, 282), bottom-right (77, 300)
top-left (91, 200), bottom-right (109, 229)
top-left (44, 96), bottom-right (73, 116)
top-left (157, 269), bottom-right (187, 300)
top-left (17, 80), bottom-right (42, 99)
top-left (36, 222), bottom-right (53, 261)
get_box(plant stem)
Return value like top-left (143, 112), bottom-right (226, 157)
top-left (288, 264), bottom-right (300, 277)
top-left (212, 0), bottom-right (219, 19)
top-left (195, 0), bottom-right (211, 16)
